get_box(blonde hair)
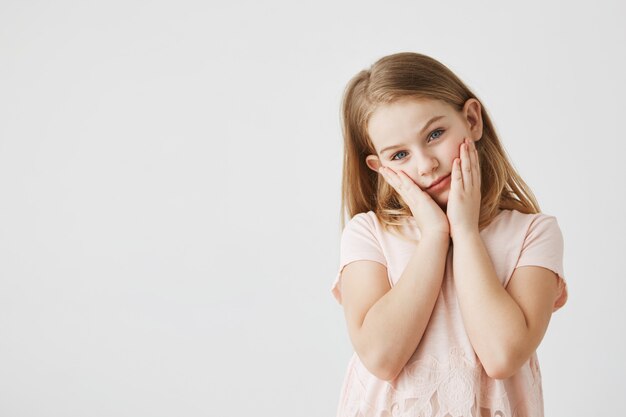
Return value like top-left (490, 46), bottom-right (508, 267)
top-left (339, 52), bottom-right (540, 240)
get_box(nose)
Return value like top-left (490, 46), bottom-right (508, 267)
top-left (415, 153), bottom-right (439, 178)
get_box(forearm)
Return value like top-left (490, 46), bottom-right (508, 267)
top-left (360, 232), bottom-right (450, 380)
top-left (451, 230), bottom-right (527, 378)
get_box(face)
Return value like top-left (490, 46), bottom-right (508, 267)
top-left (366, 97), bottom-right (483, 208)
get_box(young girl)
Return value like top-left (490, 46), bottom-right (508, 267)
top-left (330, 52), bottom-right (568, 417)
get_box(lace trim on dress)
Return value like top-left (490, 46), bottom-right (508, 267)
top-left (338, 347), bottom-right (543, 417)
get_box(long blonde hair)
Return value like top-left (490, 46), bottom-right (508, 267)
top-left (339, 52), bottom-right (540, 240)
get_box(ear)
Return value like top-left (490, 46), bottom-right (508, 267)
top-left (463, 98), bottom-right (484, 141)
top-left (365, 155), bottom-right (382, 173)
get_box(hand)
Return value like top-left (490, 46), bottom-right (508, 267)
top-left (378, 165), bottom-right (450, 237)
top-left (447, 137), bottom-right (481, 240)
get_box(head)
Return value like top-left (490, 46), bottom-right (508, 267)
top-left (365, 96), bottom-right (482, 210)
top-left (339, 52), bottom-right (540, 236)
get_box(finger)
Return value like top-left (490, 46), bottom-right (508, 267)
top-left (380, 166), bottom-right (406, 193)
top-left (378, 166), bottom-right (396, 189)
top-left (382, 167), bottom-right (423, 196)
top-left (461, 140), bottom-right (472, 190)
top-left (395, 169), bottom-right (416, 192)
top-left (469, 139), bottom-right (480, 187)
top-left (452, 157), bottom-right (463, 190)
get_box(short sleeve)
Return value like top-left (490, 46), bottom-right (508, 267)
top-left (514, 214), bottom-right (568, 312)
top-left (330, 213), bottom-right (388, 305)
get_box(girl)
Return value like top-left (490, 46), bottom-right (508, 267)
top-left (330, 52), bottom-right (568, 417)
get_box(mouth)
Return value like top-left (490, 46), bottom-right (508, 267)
top-left (426, 174), bottom-right (451, 190)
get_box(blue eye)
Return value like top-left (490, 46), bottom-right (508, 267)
top-left (428, 129), bottom-right (444, 142)
top-left (390, 129), bottom-right (444, 161)
top-left (391, 151), bottom-right (407, 161)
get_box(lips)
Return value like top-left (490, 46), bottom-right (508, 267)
top-left (426, 174), bottom-right (451, 190)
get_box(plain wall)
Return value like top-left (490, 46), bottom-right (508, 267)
top-left (1, 0), bottom-right (624, 415)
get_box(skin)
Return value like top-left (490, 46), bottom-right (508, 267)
top-left (365, 96), bottom-right (486, 238)
top-left (364, 96), bottom-right (561, 378)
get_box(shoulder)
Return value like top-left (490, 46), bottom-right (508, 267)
top-left (499, 210), bottom-right (564, 257)
top-left (341, 211), bottom-right (394, 248)
top-left (496, 209), bottom-right (561, 234)
top-left (495, 210), bottom-right (566, 294)
top-left (484, 210), bottom-right (564, 252)
top-left (339, 211), bottom-right (388, 265)
top-left (498, 208), bottom-right (556, 221)
top-left (348, 210), bottom-right (379, 224)
top-left (344, 211), bottom-right (382, 233)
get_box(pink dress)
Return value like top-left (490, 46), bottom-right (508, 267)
top-left (330, 209), bottom-right (568, 417)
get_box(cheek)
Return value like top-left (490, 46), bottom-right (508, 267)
top-left (442, 142), bottom-right (462, 164)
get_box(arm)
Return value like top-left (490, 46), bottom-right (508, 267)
top-left (355, 232), bottom-right (450, 381)
top-left (451, 230), bottom-right (560, 379)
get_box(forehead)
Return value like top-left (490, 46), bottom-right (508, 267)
top-left (367, 98), bottom-right (455, 145)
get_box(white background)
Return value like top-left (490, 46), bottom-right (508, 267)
top-left (0, 1), bottom-right (624, 416)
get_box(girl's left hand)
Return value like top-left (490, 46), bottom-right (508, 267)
top-left (446, 137), bottom-right (481, 240)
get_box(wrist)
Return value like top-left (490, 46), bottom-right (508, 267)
top-left (451, 227), bottom-right (480, 242)
top-left (420, 230), bottom-right (451, 242)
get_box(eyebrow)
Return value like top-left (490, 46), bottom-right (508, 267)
top-left (379, 115), bottom-right (446, 155)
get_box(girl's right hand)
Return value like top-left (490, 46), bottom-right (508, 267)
top-left (378, 166), bottom-right (450, 237)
